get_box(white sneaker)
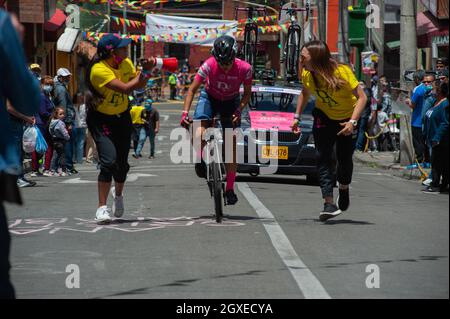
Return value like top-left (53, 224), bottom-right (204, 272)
top-left (110, 187), bottom-right (124, 218)
top-left (422, 178), bottom-right (432, 187)
top-left (95, 205), bottom-right (112, 224)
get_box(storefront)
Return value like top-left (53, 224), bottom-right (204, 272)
top-left (417, 11), bottom-right (449, 70)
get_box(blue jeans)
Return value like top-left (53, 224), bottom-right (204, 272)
top-left (9, 120), bottom-right (24, 178)
top-left (64, 132), bottom-right (75, 170)
top-left (356, 116), bottom-right (369, 151)
top-left (72, 127), bottom-right (86, 163)
top-left (135, 126), bottom-right (148, 156)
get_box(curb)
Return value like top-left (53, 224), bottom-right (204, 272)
top-left (353, 155), bottom-right (428, 181)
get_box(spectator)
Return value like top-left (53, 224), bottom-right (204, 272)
top-left (31, 75), bottom-right (55, 177)
top-left (6, 102), bottom-right (37, 187)
top-left (0, 9), bottom-right (41, 299)
top-left (85, 129), bottom-right (98, 164)
top-left (85, 33), bottom-right (151, 223)
top-left (406, 70), bottom-right (427, 162)
top-left (49, 107), bottom-right (71, 176)
top-left (355, 81), bottom-right (372, 152)
top-left (437, 69), bottom-right (448, 84)
top-left (379, 75), bottom-right (392, 115)
top-left (73, 93), bottom-right (88, 164)
top-left (29, 63), bottom-right (42, 81)
top-left (436, 57), bottom-right (448, 72)
top-left (130, 103), bottom-right (146, 158)
top-left (422, 81), bottom-right (449, 194)
top-left (141, 99), bottom-right (160, 159)
top-left (291, 40), bottom-right (367, 221)
top-left (53, 67), bottom-right (78, 174)
top-left (375, 104), bottom-right (391, 152)
top-left (168, 71), bottom-right (177, 100)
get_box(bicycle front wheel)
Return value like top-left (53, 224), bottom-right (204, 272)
top-left (285, 26), bottom-right (301, 82)
top-left (211, 162), bottom-right (223, 223)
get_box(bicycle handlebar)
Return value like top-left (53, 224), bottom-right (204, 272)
top-left (235, 7), bottom-right (267, 12)
top-left (280, 8), bottom-right (308, 12)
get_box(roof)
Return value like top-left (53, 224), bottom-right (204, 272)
top-left (44, 8), bottom-right (66, 32)
top-left (57, 27), bottom-right (81, 53)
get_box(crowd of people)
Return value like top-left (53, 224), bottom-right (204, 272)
top-left (8, 65), bottom-right (99, 187)
top-left (405, 57), bottom-right (449, 194)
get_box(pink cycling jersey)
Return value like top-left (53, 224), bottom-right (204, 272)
top-left (194, 57), bottom-right (253, 101)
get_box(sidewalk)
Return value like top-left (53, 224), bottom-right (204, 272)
top-left (353, 151), bottom-right (430, 181)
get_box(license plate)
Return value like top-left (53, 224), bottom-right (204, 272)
top-left (261, 146), bottom-right (288, 160)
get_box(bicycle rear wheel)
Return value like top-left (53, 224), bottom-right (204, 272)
top-left (244, 24), bottom-right (257, 71)
top-left (211, 162), bottom-right (223, 223)
top-left (285, 26), bottom-right (301, 82)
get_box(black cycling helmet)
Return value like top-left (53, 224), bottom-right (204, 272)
top-left (212, 35), bottom-right (237, 65)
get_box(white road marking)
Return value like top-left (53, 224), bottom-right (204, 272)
top-left (237, 182), bottom-right (331, 299)
top-left (160, 115), bottom-right (170, 121)
top-left (60, 178), bottom-right (96, 184)
top-left (126, 173), bottom-right (157, 182)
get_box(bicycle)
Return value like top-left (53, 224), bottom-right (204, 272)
top-left (235, 6), bottom-right (267, 109)
top-left (278, 1), bottom-right (310, 106)
top-left (280, 1), bottom-right (310, 82)
top-left (183, 116), bottom-right (228, 223)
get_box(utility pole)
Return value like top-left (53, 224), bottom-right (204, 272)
top-left (400, 0), bottom-right (417, 91)
top-left (399, 0), bottom-right (417, 165)
top-left (317, 0), bottom-right (326, 41)
top-left (123, 0), bottom-right (127, 34)
top-left (107, 1), bottom-right (111, 33)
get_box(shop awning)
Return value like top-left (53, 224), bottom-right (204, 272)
top-left (417, 11), bottom-right (449, 48)
top-left (44, 8), bottom-right (66, 32)
top-left (57, 27), bottom-right (81, 53)
top-left (386, 40), bottom-right (400, 50)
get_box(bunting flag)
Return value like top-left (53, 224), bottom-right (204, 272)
top-left (79, 7), bottom-right (145, 28)
top-left (237, 15), bottom-right (278, 25)
top-left (62, 0), bottom-right (216, 10)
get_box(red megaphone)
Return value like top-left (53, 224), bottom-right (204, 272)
top-left (154, 57), bottom-right (178, 73)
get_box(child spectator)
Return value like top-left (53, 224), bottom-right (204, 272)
top-left (376, 104), bottom-right (391, 151)
top-left (49, 107), bottom-right (70, 176)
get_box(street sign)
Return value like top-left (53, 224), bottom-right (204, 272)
top-left (403, 70), bottom-right (416, 82)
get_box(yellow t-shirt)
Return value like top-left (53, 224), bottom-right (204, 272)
top-left (302, 64), bottom-right (359, 120)
top-left (130, 105), bottom-right (145, 125)
top-left (90, 58), bottom-right (137, 115)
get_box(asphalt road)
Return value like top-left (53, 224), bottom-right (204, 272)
top-left (5, 102), bottom-right (449, 299)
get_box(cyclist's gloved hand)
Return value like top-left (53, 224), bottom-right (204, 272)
top-left (180, 111), bottom-right (191, 129)
top-left (232, 109), bottom-right (241, 126)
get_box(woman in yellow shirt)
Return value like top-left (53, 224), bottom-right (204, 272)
top-left (85, 34), bottom-right (154, 223)
top-left (291, 40), bottom-right (367, 221)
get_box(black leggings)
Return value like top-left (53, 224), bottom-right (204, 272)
top-left (312, 108), bottom-right (355, 198)
top-left (87, 110), bottom-right (132, 183)
top-left (431, 141), bottom-right (449, 189)
top-left (0, 202), bottom-right (15, 298)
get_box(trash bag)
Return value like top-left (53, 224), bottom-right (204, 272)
top-left (35, 126), bottom-right (48, 154)
top-left (22, 125), bottom-right (38, 153)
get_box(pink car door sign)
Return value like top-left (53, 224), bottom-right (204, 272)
top-left (249, 111), bottom-right (294, 131)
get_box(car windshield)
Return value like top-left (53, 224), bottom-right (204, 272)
top-left (247, 91), bottom-right (315, 115)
